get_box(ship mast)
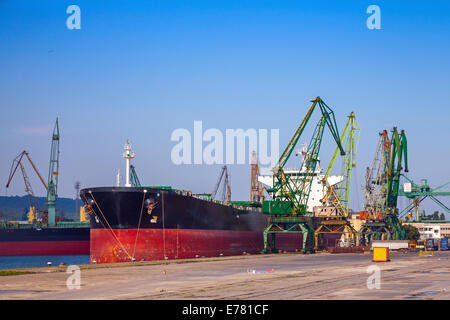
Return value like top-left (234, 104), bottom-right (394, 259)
top-left (116, 169), bottom-right (120, 187)
top-left (123, 140), bottom-right (135, 187)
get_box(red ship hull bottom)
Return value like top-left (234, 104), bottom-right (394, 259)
top-left (90, 228), bottom-right (310, 264)
top-left (0, 241), bottom-right (90, 256)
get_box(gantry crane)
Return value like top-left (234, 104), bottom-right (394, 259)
top-left (314, 112), bottom-right (360, 249)
top-left (399, 178), bottom-right (449, 221)
top-left (359, 127), bottom-right (408, 244)
top-left (261, 97), bottom-right (345, 254)
top-left (211, 166), bottom-right (231, 205)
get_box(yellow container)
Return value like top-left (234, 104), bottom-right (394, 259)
top-left (373, 247), bottom-right (390, 262)
top-left (419, 250), bottom-right (434, 257)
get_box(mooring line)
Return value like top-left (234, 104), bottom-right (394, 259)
top-left (162, 191), bottom-right (166, 259)
top-left (88, 191), bottom-right (134, 261)
top-left (132, 190), bottom-right (146, 259)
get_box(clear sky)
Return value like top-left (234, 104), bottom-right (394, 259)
top-left (0, 1), bottom-right (449, 217)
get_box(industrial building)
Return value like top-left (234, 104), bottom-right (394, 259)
top-left (403, 221), bottom-right (450, 239)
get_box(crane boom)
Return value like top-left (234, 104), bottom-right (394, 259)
top-left (211, 166), bottom-right (231, 204)
top-left (338, 112), bottom-right (360, 214)
top-left (324, 118), bottom-right (351, 179)
top-left (47, 118), bottom-right (60, 227)
top-left (264, 97), bottom-right (345, 216)
top-left (5, 152), bottom-right (25, 189)
top-left (250, 151), bottom-right (266, 202)
top-left (321, 112), bottom-right (360, 216)
top-left (24, 152), bottom-right (47, 190)
top-left (6, 151), bottom-right (47, 190)
top-left (275, 97), bottom-right (345, 172)
top-left (5, 151), bottom-right (48, 223)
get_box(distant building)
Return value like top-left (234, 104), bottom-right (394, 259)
top-left (403, 221), bottom-right (450, 239)
top-left (343, 210), bottom-right (450, 240)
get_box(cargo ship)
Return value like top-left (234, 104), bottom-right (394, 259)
top-left (0, 222), bottom-right (90, 256)
top-left (0, 118), bottom-right (91, 257)
top-left (82, 141), bottom-right (307, 264)
top-left (82, 186), bottom-right (309, 263)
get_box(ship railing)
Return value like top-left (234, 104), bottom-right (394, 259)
top-left (232, 206), bottom-right (263, 212)
top-left (56, 221), bottom-right (90, 228)
top-left (0, 221), bottom-right (90, 229)
top-left (0, 221), bottom-right (43, 229)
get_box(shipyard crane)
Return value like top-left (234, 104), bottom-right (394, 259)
top-left (314, 112), bottom-right (360, 249)
top-left (399, 178), bottom-right (450, 221)
top-left (46, 118), bottom-right (60, 227)
top-left (211, 166), bottom-right (231, 204)
top-left (261, 97), bottom-right (345, 254)
top-left (5, 118), bottom-right (60, 226)
top-left (6, 151), bottom-right (48, 223)
top-left (250, 151), bottom-right (266, 202)
top-left (359, 127), bottom-right (408, 244)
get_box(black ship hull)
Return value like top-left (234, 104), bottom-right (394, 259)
top-left (81, 187), bottom-right (307, 263)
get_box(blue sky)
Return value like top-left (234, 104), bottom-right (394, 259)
top-left (0, 1), bottom-right (449, 216)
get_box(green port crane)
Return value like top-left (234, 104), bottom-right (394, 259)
top-left (399, 178), bottom-right (450, 221)
top-left (387, 128), bottom-right (408, 211)
top-left (384, 128), bottom-right (408, 240)
top-left (261, 97), bottom-right (345, 254)
top-left (359, 127), bottom-right (408, 244)
top-left (46, 118), bottom-right (60, 227)
top-left (314, 112), bottom-right (360, 249)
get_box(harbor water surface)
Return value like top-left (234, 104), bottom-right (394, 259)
top-left (0, 255), bottom-right (90, 269)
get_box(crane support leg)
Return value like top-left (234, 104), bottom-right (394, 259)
top-left (358, 222), bottom-right (392, 246)
top-left (314, 220), bottom-right (357, 250)
top-left (298, 222), bottom-right (315, 254)
top-left (262, 217), bottom-right (314, 254)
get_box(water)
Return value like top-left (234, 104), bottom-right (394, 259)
top-left (0, 255), bottom-right (90, 269)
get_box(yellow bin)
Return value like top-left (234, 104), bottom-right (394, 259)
top-left (373, 247), bottom-right (390, 262)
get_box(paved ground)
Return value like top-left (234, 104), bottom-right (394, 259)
top-left (1, 251), bottom-right (449, 300)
